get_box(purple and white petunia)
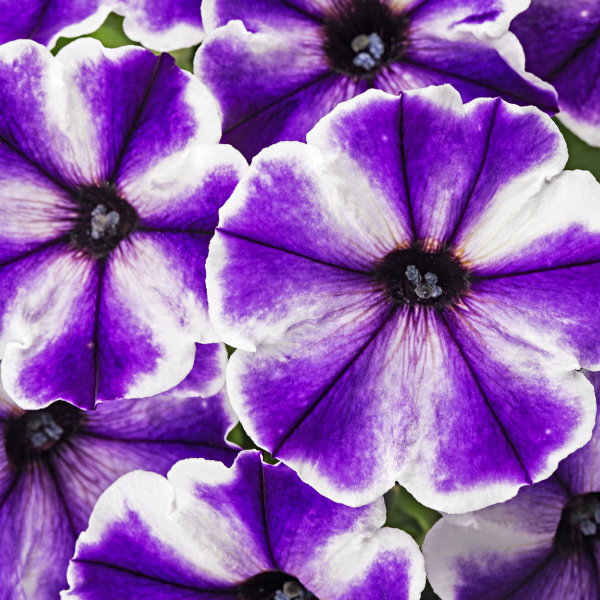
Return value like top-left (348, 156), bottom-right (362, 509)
top-left (423, 370), bottom-right (600, 600)
top-left (511, 0), bottom-right (600, 147)
top-left (0, 39), bottom-right (247, 410)
top-left (207, 85), bottom-right (600, 513)
top-left (63, 449), bottom-right (426, 600)
top-left (0, 0), bottom-right (205, 51)
top-left (195, 0), bottom-right (558, 160)
top-left (0, 341), bottom-right (238, 600)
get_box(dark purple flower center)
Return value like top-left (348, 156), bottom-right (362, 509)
top-left (373, 245), bottom-right (470, 308)
top-left (4, 401), bottom-right (85, 469)
top-left (237, 571), bottom-right (317, 600)
top-left (69, 183), bottom-right (139, 258)
top-left (322, 0), bottom-right (410, 77)
top-left (554, 492), bottom-right (600, 555)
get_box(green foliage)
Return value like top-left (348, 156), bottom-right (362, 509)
top-left (51, 13), bottom-right (198, 72)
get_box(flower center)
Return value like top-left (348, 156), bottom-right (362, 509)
top-left (555, 492), bottom-right (600, 555)
top-left (237, 571), bottom-right (317, 600)
top-left (373, 245), bottom-right (470, 308)
top-left (4, 402), bottom-right (85, 469)
top-left (322, 0), bottom-right (410, 77)
top-left (69, 183), bottom-right (139, 258)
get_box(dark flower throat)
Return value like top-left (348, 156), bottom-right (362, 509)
top-left (4, 402), bottom-right (84, 469)
top-left (69, 183), bottom-right (139, 258)
top-left (323, 0), bottom-right (410, 77)
top-left (238, 571), bottom-right (317, 600)
top-left (555, 492), bottom-right (600, 555)
top-left (373, 245), bottom-right (470, 309)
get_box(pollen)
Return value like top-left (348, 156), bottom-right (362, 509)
top-left (91, 204), bottom-right (120, 240)
top-left (351, 32), bottom-right (385, 70)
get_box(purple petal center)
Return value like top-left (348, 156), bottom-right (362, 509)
top-left (4, 402), bottom-right (85, 468)
top-left (373, 244), bottom-right (470, 308)
top-left (69, 184), bottom-right (139, 258)
top-left (238, 571), bottom-right (318, 600)
top-left (322, 0), bottom-right (410, 77)
top-left (555, 492), bottom-right (600, 556)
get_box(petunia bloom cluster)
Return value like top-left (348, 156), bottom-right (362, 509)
top-left (0, 0), bottom-right (598, 598)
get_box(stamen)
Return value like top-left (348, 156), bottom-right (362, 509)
top-left (367, 33), bottom-right (385, 59)
top-left (274, 581), bottom-right (313, 600)
top-left (91, 204), bottom-right (120, 240)
top-left (353, 52), bottom-right (377, 69)
top-left (351, 32), bottom-right (385, 71)
top-left (406, 265), bottom-right (442, 299)
top-left (26, 412), bottom-right (64, 448)
top-left (350, 34), bottom-right (371, 53)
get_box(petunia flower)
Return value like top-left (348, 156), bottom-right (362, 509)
top-left (0, 0), bottom-right (205, 52)
top-left (206, 85), bottom-right (600, 513)
top-left (423, 370), bottom-right (600, 600)
top-left (0, 39), bottom-right (247, 410)
top-left (62, 449), bottom-right (426, 600)
top-left (511, 0), bottom-right (600, 148)
top-left (194, 0), bottom-right (558, 160)
top-left (0, 341), bottom-right (238, 600)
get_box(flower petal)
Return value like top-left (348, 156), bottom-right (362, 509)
top-left (121, 144), bottom-right (247, 232)
top-left (95, 230), bottom-right (218, 402)
top-left (511, 0), bottom-right (600, 147)
top-left (65, 451), bottom-right (425, 599)
top-left (0, 467), bottom-right (78, 600)
top-left (0, 0), bottom-right (110, 49)
top-left (195, 19), bottom-right (343, 161)
top-left (116, 0), bottom-right (205, 52)
top-left (64, 470), bottom-right (241, 598)
top-left (0, 243), bottom-right (99, 410)
top-left (260, 455), bottom-right (425, 600)
top-left (0, 143), bottom-right (74, 263)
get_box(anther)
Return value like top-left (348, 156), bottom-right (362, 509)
top-left (406, 265), bottom-right (442, 299)
top-left (351, 32), bottom-right (385, 71)
top-left (91, 204), bottom-right (120, 240)
top-left (26, 412), bottom-right (64, 449)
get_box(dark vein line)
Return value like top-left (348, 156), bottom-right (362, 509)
top-left (0, 471), bottom-right (21, 512)
top-left (498, 551), bottom-right (555, 600)
top-left (552, 472), bottom-right (574, 498)
top-left (79, 430), bottom-right (234, 450)
top-left (399, 56), bottom-right (557, 113)
top-left (271, 307), bottom-right (397, 456)
top-left (28, 0), bottom-right (52, 40)
top-left (0, 134), bottom-right (73, 196)
top-left (278, 0), bottom-right (324, 24)
top-left (260, 461), bottom-right (279, 569)
top-left (136, 226), bottom-right (214, 235)
top-left (110, 54), bottom-right (165, 183)
top-left (546, 24), bottom-right (600, 81)
top-left (404, 0), bottom-right (435, 19)
top-left (92, 258), bottom-right (107, 407)
top-left (47, 460), bottom-right (78, 539)
top-left (223, 71), bottom-right (334, 135)
top-left (439, 312), bottom-right (533, 485)
top-left (0, 235), bottom-right (69, 270)
top-left (72, 558), bottom-right (232, 593)
top-left (447, 99), bottom-right (499, 245)
top-left (218, 229), bottom-right (371, 275)
top-left (472, 258), bottom-right (600, 281)
top-left (398, 94), bottom-right (417, 242)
